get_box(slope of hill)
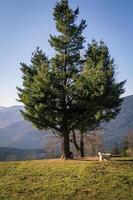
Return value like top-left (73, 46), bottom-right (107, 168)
top-left (0, 105), bottom-right (23, 129)
top-left (0, 95), bottom-right (133, 151)
top-left (102, 95), bottom-right (133, 149)
top-left (0, 120), bottom-right (50, 149)
top-left (0, 159), bottom-right (133, 200)
top-left (0, 106), bottom-right (54, 149)
top-left (0, 147), bottom-right (47, 161)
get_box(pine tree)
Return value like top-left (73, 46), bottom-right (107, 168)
top-left (17, 0), bottom-right (125, 159)
top-left (17, 47), bottom-right (50, 129)
top-left (83, 40), bottom-right (125, 122)
top-left (17, 0), bottom-right (87, 159)
top-left (71, 40), bottom-right (125, 157)
top-left (48, 0), bottom-right (87, 159)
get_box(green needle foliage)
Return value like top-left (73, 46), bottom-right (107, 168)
top-left (71, 40), bottom-right (125, 157)
top-left (82, 40), bottom-right (126, 124)
top-left (17, 0), bottom-right (125, 159)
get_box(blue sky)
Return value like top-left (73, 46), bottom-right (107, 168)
top-left (0, 0), bottom-right (133, 106)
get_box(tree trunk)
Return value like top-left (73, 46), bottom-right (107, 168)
top-left (80, 133), bottom-right (85, 157)
top-left (60, 133), bottom-right (70, 159)
top-left (71, 130), bottom-right (85, 158)
top-left (72, 131), bottom-right (80, 157)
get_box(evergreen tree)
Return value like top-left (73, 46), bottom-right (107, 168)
top-left (71, 40), bottom-right (125, 157)
top-left (17, 47), bottom-right (50, 129)
top-left (18, 0), bottom-right (87, 159)
top-left (48, 0), bottom-right (87, 158)
top-left (83, 40), bottom-right (125, 122)
top-left (17, 0), bottom-right (125, 159)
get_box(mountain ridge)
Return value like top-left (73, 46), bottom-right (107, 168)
top-left (0, 95), bottom-right (133, 150)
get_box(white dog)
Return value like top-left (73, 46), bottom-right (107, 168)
top-left (98, 152), bottom-right (112, 161)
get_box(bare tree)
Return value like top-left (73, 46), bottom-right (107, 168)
top-left (70, 130), bottom-right (103, 157)
top-left (45, 136), bottom-right (61, 159)
top-left (124, 129), bottom-right (133, 157)
top-left (85, 130), bottom-right (103, 156)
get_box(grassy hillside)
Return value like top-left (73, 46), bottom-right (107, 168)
top-left (0, 158), bottom-right (133, 200)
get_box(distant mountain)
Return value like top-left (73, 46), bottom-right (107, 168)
top-left (102, 95), bottom-right (133, 149)
top-left (0, 120), bottom-right (50, 149)
top-left (0, 106), bottom-right (6, 109)
top-left (0, 147), bottom-right (47, 161)
top-left (0, 105), bottom-right (23, 129)
top-left (0, 105), bottom-right (54, 149)
top-left (0, 95), bottom-right (133, 152)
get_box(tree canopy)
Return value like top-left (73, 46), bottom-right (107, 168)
top-left (17, 0), bottom-right (125, 159)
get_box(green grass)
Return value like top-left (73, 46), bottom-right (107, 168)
top-left (0, 158), bottom-right (133, 200)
